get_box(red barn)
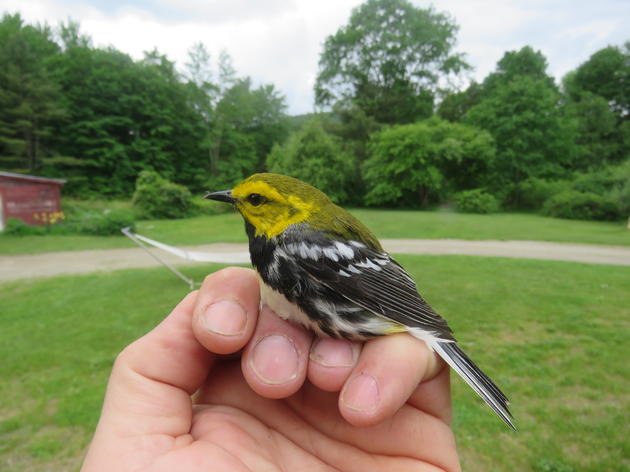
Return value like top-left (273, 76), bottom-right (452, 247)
top-left (0, 172), bottom-right (66, 230)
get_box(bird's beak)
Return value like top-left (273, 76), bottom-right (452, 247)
top-left (204, 189), bottom-right (236, 204)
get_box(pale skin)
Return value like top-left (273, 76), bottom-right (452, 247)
top-left (82, 267), bottom-right (461, 471)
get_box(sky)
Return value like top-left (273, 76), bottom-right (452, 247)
top-left (3, 0), bottom-right (629, 115)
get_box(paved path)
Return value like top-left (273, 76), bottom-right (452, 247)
top-left (1, 239), bottom-right (629, 283)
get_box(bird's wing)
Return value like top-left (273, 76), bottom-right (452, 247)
top-left (279, 226), bottom-right (516, 430)
top-left (278, 226), bottom-right (454, 341)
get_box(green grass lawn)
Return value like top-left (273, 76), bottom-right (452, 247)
top-left (1, 209), bottom-right (629, 255)
top-left (1, 256), bottom-right (628, 471)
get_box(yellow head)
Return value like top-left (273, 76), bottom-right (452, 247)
top-left (205, 173), bottom-right (332, 239)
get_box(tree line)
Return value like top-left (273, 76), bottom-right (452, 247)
top-left (272, 0), bottom-right (630, 220)
top-left (0, 14), bottom-right (288, 197)
top-left (1, 0), bottom-right (629, 220)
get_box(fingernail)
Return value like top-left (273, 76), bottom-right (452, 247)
top-left (204, 300), bottom-right (247, 335)
top-left (251, 335), bottom-right (299, 384)
top-left (342, 373), bottom-right (379, 412)
top-left (310, 338), bottom-right (355, 367)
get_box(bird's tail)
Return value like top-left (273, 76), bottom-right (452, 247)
top-left (429, 340), bottom-right (516, 430)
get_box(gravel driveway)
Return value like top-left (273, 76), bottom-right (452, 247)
top-left (1, 239), bottom-right (629, 284)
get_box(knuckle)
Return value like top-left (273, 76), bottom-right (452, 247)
top-left (203, 266), bottom-right (251, 286)
top-left (113, 343), bottom-right (135, 370)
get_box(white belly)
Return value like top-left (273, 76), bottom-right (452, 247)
top-left (256, 273), bottom-right (409, 340)
top-left (257, 274), bottom-right (325, 335)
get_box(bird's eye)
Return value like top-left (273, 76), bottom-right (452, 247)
top-left (246, 193), bottom-right (266, 206)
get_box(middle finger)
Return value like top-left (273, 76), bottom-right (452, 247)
top-left (241, 306), bottom-right (313, 399)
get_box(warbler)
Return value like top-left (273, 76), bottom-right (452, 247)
top-left (205, 173), bottom-right (514, 429)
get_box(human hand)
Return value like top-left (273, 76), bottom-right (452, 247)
top-left (82, 267), bottom-right (460, 471)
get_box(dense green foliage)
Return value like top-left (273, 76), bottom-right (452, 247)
top-left (609, 181), bottom-right (630, 216)
top-left (51, 45), bottom-right (207, 196)
top-left (315, 0), bottom-right (468, 124)
top-left (437, 81), bottom-right (483, 122)
top-left (4, 208), bottom-right (135, 236)
top-left (505, 161), bottom-right (630, 220)
top-left (542, 190), bottom-right (619, 221)
top-left (446, 44), bottom-right (628, 218)
top-left (363, 117), bottom-right (495, 205)
top-left (0, 15), bottom-right (288, 197)
top-left (132, 170), bottom-right (193, 219)
top-left (67, 209), bottom-right (136, 235)
top-left (563, 91), bottom-right (621, 169)
top-left (465, 48), bottom-right (577, 185)
top-left (311, 9), bottom-right (629, 220)
top-left (0, 8), bottom-right (628, 223)
top-left (0, 15), bottom-right (64, 172)
top-left (508, 177), bottom-right (572, 210)
top-left (267, 119), bottom-right (354, 203)
top-left (202, 75), bottom-right (289, 190)
top-left (570, 43), bottom-right (630, 119)
top-left (3, 218), bottom-right (46, 236)
top-left (466, 75), bottom-right (576, 181)
top-left (454, 189), bottom-right (499, 214)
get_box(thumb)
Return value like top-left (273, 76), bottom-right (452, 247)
top-left (82, 290), bottom-right (212, 470)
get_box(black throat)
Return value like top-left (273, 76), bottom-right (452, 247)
top-left (244, 220), bottom-right (274, 274)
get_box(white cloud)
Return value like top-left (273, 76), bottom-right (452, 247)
top-left (152, 0), bottom-right (295, 23)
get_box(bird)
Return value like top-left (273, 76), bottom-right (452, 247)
top-left (205, 173), bottom-right (515, 429)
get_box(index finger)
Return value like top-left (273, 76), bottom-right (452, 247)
top-left (192, 267), bottom-right (260, 355)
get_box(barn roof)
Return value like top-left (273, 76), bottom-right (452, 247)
top-left (0, 171), bottom-right (66, 185)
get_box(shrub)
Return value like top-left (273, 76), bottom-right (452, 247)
top-left (2, 209), bottom-right (135, 237)
top-left (363, 117), bottom-right (495, 207)
top-left (455, 189), bottom-right (499, 214)
top-left (3, 218), bottom-right (46, 236)
top-left (572, 167), bottom-right (625, 195)
top-left (60, 200), bottom-right (135, 236)
top-left (266, 119), bottom-right (355, 203)
top-left (509, 177), bottom-right (571, 210)
top-left (132, 171), bottom-right (193, 219)
top-left (603, 160), bottom-right (630, 217)
top-left (608, 180), bottom-right (630, 217)
top-left (542, 190), bottom-right (620, 221)
top-left (69, 209), bottom-right (135, 235)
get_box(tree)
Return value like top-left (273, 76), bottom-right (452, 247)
top-left (248, 83), bottom-right (289, 170)
top-left (315, 0), bottom-right (468, 125)
top-left (184, 47), bottom-right (288, 189)
top-left (465, 48), bottom-right (576, 185)
top-left (185, 42), bottom-right (213, 89)
top-left (438, 47), bottom-right (551, 124)
top-left (363, 117), bottom-right (495, 206)
top-left (57, 19), bottom-right (90, 50)
top-left (266, 119), bottom-right (354, 203)
top-left (0, 13), bottom-right (65, 172)
top-left (483, 46), bottom-right (556, 93)
top-left (564, 90), bottom-right (620, 169)
top-left (0, 16), bottom-right (291, 198)
top-left (185, 43), bottom-right (218, 177)
top-left (571, 43), bottom-right (630, 119)
top-left (207, 50), bottom-right (237, 177)
top-left (206, 77), bottom-right (288, 189)
top-left (563, 44), bottom-right (630, 165)
top-left (323, 103), bottom-right (382, 163)
top-left (437, 81), bottom-right (482, 122)
top-left (49, 43), bottom-right (205, 196)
